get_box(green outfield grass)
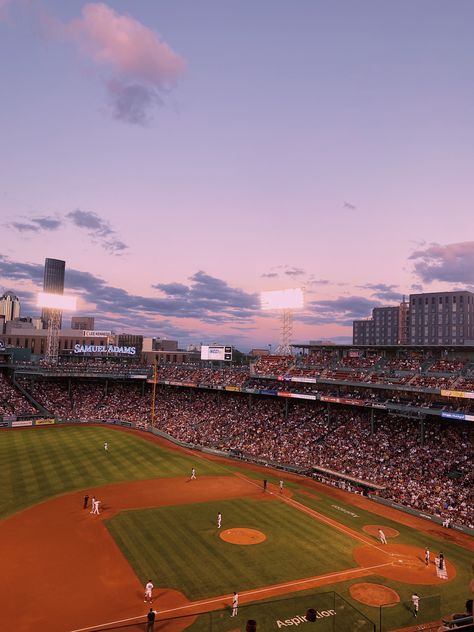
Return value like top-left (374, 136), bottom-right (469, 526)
top-left (105, 497), bottom-right (359, 600)
top-left (0, 425), bottom-right (228, 519)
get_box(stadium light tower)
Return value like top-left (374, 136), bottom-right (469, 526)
top-left (37, 292), bottom-right (77, 364)
top-left (260, 288), bottom-right (304, 356)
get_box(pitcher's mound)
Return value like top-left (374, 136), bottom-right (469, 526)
top-left (350, 583), bottom-right (400, 607)
top-left (363, 525), bottom-right (400, 538)
top-left (220, 528), bottom-right (266, 545)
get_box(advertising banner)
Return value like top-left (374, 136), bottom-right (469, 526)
top-left (441, 389), bottom-right (474, 399)
top-left (12, 420), bottom-right (33, 427)
top-left (35, 419), bottom-right (56, 426)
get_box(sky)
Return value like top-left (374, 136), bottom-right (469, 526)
top-left (1, 0), bottom-right (474, 351)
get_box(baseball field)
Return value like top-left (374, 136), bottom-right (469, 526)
top-left (1, 424), bottom-right (473, 632)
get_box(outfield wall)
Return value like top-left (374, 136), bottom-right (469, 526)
top-left (3, 416), bottom-right (473, 537)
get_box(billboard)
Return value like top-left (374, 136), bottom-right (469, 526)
top-left (201, 345), bottom-right (232, 361)
top-left (83, 330), bottom-right (112, 338)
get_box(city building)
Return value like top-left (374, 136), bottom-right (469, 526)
top-left (41, 258), bottom-right (65, 328)
top-left (0, 291), bottom-right (20, 323)
top-left (353, 292), bottom-right (474, 346)
top-left (408, 291), bottom-right (474, 345)
top-left (118, 333), bottom-right (143, 353)
top-left (142, 337), bottom-right (178, 352)
top-left (352, 319), bottom-right (375, 345)
top-left (71, 316), bottom-right (95, 330)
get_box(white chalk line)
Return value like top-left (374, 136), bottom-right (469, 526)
top-left (68, 562), bottom-right (391, 632)
top-left (234, 472), bottom-right (391, 555)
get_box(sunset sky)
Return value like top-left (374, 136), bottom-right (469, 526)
top-left (1, 0), bottom-right (473, 350)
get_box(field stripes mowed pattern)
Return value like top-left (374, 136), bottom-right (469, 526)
top-left (0, 426), bottom-right (228, 520)
top-left (105, 497), bottom-right (358, 600)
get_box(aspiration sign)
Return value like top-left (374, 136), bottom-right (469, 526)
top-left (74, 344), bottom-right (136, 356)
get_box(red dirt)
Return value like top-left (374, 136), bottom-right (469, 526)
top-left (0, 424), bottom-right (469, 632)
top-left (353, 543), bottom-right (457, 584)
top-left (220, 528), bottom-right (267, 545)
top-left (363, 525), bottom-right (400, 538)
top-left (349, 582), bottom-right (400, 607)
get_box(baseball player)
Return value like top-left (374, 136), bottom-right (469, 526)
top-left (217, 512), bottom-right (222, 529)
top-left (144, 580), bottom-right (154, 603)
top-left (231, 591), bottom-right (239, 617)
top-left (90, 496), bottom-right (96, 514)
top-left (190, 468), bottom-right (196, 480)
top-left (412, 593), bottom-right (419, 617)
top-left (425, 548), bottom-right (430, 566)
top-left (104, 441), bottom-right (108, 453)
top-left (92, 498), bottom-right (101, 515)
top-left (279, 480), bottom-right (284, 494)
top-left (378, 528), bottom-right (387, 544)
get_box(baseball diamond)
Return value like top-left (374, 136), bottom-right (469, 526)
top-left (0, 423), bottom-right (473, 632)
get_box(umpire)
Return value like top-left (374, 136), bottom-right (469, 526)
top-left (146, 608), bottom-right (156, 631)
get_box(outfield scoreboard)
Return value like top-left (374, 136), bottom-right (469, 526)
top-left (201, 345), bottom-right (233, 361)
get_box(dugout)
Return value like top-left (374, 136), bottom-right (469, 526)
top-left (311, 465), bottom-right (386, 495)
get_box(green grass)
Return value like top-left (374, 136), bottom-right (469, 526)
top-left (105, 497), bottom-right (359, 600)
top-left (0, 425), bottom-right (228, 519)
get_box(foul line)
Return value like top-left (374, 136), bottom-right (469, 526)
top-left (68, 562), bottom-right (391, 632)
top-left (234, 472), bottom-right (389, 554)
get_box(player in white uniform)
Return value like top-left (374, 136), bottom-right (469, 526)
top-left (411, 593), bottom-right (419, 617)
top-left (144, 580), bottom-right (154, 603)
top-left (217, 512), bottom-right (222, 529)
top-left (231, 592), bottom-right (239, 617)
top-left (190, 468), bottom-right (196, 480)
top-left (104, 442), bottom-right (108, 453)
top-left (92, 499), bottom-right (101, 514)
top-left (378, 528), bottom-right (387, 544)
top-left (279, 480), bottom-right (284, 494)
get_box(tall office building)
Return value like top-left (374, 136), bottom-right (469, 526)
top-left (41, 258), bottom-right (65, 328)
top-left (408, 291), bottom-right (474, 345)
top-left (0, 291), bottom-right (20, 323)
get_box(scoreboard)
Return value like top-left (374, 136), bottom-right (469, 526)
top-left (201, 345), bottom-right (233, 361)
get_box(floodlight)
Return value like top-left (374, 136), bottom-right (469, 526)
top-left (260, 288), bottom-right (304, 311)
top-left (37, 292), bottom-right (77, 311)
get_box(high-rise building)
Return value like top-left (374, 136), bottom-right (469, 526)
top-left (41, 258), bottom-right (65, 328)
top-left (352, 319), bottom-right (375, 345)
top-left (408, 291), bottom-right (474, 345)
top-left (0, 291), bottom-right (20, 323)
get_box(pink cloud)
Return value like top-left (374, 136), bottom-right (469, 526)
top-left (410, 241), bottom-right (474, 285)
top-left (65, 3), bottom-right (185, 86)
top-left (46, 2), bottom-right (185, 124)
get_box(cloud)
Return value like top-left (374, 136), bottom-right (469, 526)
top-left (300, 295), bottom-right (379, 326)
top-left (261, 265), bottom-right (306, 279)
top-left (359, 282), bottom-right (401, 302)
top-left (307, 277), bottom-right (330, 286)
top-left (106, 78), bottom-right (162, 125)
top-left (49, 2), bottom-right (185, 125)
top-left (284, 266), bottom-right (305, 277)
top-left (9, 222), bottom-right (40, 233)
top-left (0, 257), bottom-right (259, 332)
top-left (66, 209), bottom-right (128, 255)
top-left (411, 283), bottom-right (423, 292)
top-left (6, 215), bottom-right (62, 233)
top-left (410, 241), bottom-right (474, 285)
top-left (32, 216), bottom-right (62, 231)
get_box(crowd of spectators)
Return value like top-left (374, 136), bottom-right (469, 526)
top-left (0, 374), bottom-right (37, 416)
top-left (7, 375), bottom-right (474, 527)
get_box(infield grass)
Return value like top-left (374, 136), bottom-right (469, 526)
top-left (105, 496), bottom-right (359, 600)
